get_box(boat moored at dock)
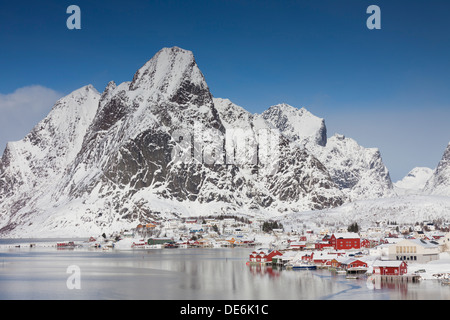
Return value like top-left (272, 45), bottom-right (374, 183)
top-left (286, 261), bottom-right (317, 270)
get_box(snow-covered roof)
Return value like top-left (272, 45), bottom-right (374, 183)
top-left (333, 233), bottom-right (360, 239)
top-left (398, 238), bottom-right (439, 248)
top-left (373, 260), bottom-right (404, 267)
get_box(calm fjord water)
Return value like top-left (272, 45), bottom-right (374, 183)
top-left (1, 242), bottom-right (449, 300)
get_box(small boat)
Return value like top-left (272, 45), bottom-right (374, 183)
top-left (293, 264), bottom-right (317, 270)
top-left (57, 241), bottom-right (77, 249)
top-left (143, 244), bottom-right (162, 249)
top-left (164, 242), bottom-right (179, 249)
top-left (131, 240), bottom-right (147, 248)
top-left (288, 262), bottom-right (317, 270)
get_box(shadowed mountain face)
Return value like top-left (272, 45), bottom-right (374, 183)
top-left (424, 143), bottom-right (450, 196)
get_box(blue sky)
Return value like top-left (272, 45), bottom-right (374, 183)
top-left (0, 0), bottom-right (449, 182)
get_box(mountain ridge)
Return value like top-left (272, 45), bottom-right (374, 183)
top-left (0, 46), bottom-right (446, 238)
top-left (424, 142), bottom-right (450, 196)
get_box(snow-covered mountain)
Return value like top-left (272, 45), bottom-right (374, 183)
top-left (280, 194), bottom-right (450, 231)
top-left (0, 85), bottom-right (100, 234)
top-left (279, 144), bottom-right (450, 230)
top-left (424, 142), bottom-right (450, 196)
top-left (0, 46), bottom-right (441, 238)
top-left (261, 103), bottom-right (327, 147)
top-left (312, 134), bottom-right (395, 200)
top-left (212, 98), bottom-right (345, 210)
top-left (394, 167), bottom-right (434, 195)
top-left (0, 47), bottom-right (346, 237)
top-left (261, 104), bottom-right (395, 201)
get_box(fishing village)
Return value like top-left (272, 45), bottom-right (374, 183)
top-left (3, 217), bottom-right (450, 286)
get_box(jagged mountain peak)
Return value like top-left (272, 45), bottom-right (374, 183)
top-left (213, 98), bottom-right (255, 130)
top-left (441, 142), bottom-right (450, 162)
top-left (312, 132), bottom-right (394, 200)
top-left (85, 47), bottom-right (222, 148)
top-left (267, 103), bottom-right (307, 113)
top-left (129, 46), bottom-right (211, 106)
top-left (217, 99), bottom-right (394, 201)
top-left (70, 84), bottom-right (99, 95)
top-left (0, 47), bottom-right (404, 237)
top-left (424, 142), bottom-right (450, 196)
top-left (261, 103), bottom-right (327, 147)
top-left (327, 133), bottom-right (380, 154)
top-left (259, 99), bottom-right (394, 201)
top-left (21, 84), bottom-right (100, 149)
top-left (41, 84), bottom-right (98, 115)
top-left (0, 85), bottom-right (100, 226)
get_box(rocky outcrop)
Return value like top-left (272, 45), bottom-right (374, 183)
top-left (424, 143), bottom-right (450, 196)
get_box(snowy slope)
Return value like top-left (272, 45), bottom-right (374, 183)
top-left (280, 194), bottom-right (450, 231)
top-left (0, 85), bottom-right (100, 233)
top-left (313, 134), bottom-right (395, 200)
top-left (261, 103), bottom-right (327, 147)
top-left (424, 142), bottom-right (450, 196)
top-left (394, 167), bottom-right (434, 195)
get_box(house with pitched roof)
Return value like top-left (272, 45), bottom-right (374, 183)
top-left (388, 238), bottom-right (440, 263)
top-left (330, 233), bottom-right (361, 250)
top-left (331, 257), bottom-right (368, 271)
top-left (373, 260), bottom-right (407, 276)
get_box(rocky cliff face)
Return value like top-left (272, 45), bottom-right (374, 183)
top-left (0, 47), bottom-right (351, 237)
top-left (0, 85), bottom-right (100, 234)
top-left (312, 134), bottom-right (395, 200)
top-left (424, 143), bottom-right (450, 196)
top-left (213, 98), bottom-right (344, 210)
top-left (261, 104), bottom-right (327, 147)
top-left (261, 104), bottom-right (395, 201)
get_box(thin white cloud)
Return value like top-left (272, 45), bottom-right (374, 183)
top-left (0, 85), bottom-right (64, 150)
top-left (0, 85), bottom-right (63, 112)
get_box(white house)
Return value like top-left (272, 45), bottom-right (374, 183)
top-left (388, 238), bottom-right (440, 263)
top-left (369, 242), bottom-right (393, 258)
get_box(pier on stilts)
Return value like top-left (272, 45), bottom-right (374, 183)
top-left (370, 274), bottom-right (421, 283)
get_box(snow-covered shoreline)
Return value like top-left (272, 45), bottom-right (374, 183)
top-left (2, 234), bottom-right (450, 283)
top-left (405, 252), bottom-right (450, 280)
